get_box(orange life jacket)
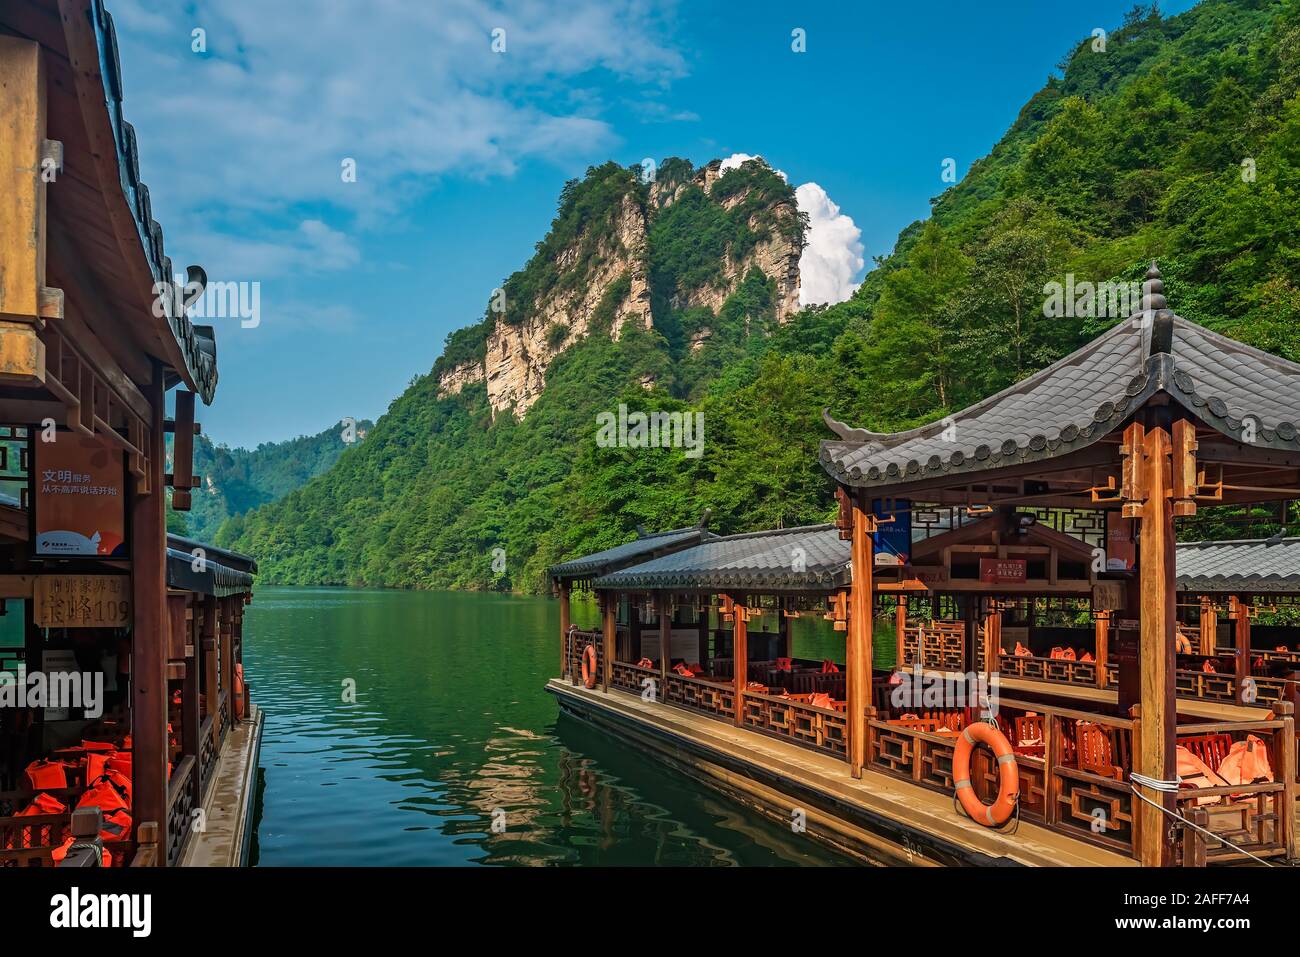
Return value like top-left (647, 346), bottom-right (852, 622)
top-left (233, 663), bottom-right (245, 720)
top-left (1013, 642), bottom-right (1032, 657)
top-left (820, 659), bottom-right (839, 674)
top-left (672, 663), bottom-right (693, 677)
top-left (1202, 659), bottom-right (1217, 674)
top-left (107, 752), bottom-right (132, 780)
top-left (98, 808), bottom-right (132, 843)
top-left (636, 657), bottom-right (654, 669)
top-left (86, 751), bottom-right (113, 782)
top-left (808, 692), bottom-right (833, 709)
top-left (1217, 734), bottom-right (1274, 786)
top-left (1176, 745), bottom-right (1228, 805)
top-left (1049, 646), bottom-right (1075, 660)
top-left (25, 758), bottom-right (68, 791)
top-left (78, 772), bottom-right (131, 814)
top-left (17, 792), bottom-right (67, 817)
top-left (81, 739), bottom-right (116, 753)
top-left (775, 657), bottom-right (793, 672)
top-left (1079, 651), bottom-right (1095, 663)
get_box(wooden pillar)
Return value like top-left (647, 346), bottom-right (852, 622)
top-left (696, 603), bottom-right (709, 667)
top-left (1135, 425), bottom-right (1177, 868)
top-left (183, 599), bottom-right (201, 812)
top-left (558, 581), bottom-right (571, 678)
top-left (601, 592), bottom-right (616, 691)
top-left (1094, 610), bottom-right (1110, 689)
top-left (848, 489), bottom-right (875, 778)
top-left (0, 34), bottom-right (60, 381)
top-left (629, 601), bottom-right (641, 663)
top-left (657, 592), bottom-right (671, 699)
top-left (895, 596), bottom-right (906, 672)
top-left (985, 600), bottom-right (1002, 685)
top-left (1198, 596), bottom-right (1216, 656)
top-left (1230, 595), bottom-right (1251, 704)
top-left (219, 598), bottom-right (234, 731)
top-left (130, 364), bottom-right (168, 864)
top-left (201, 595), bottom-right (218, 747)
top-left (731, 595), bottom-right (747, 727)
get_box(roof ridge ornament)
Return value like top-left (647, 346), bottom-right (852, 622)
top-left (1141, 261), bottom-right (1174, 357)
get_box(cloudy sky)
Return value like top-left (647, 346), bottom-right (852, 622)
top-left (109, 0), bottom-right (1194, 446)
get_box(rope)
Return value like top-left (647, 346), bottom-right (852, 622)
top-left (1128, 776), bottom-right (1275, 867)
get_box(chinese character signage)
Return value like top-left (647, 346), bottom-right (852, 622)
top-left (1105, 514), bottom-right (1136, 572)
top-left (979, 558), bottom-right (1027, 584)
top-left (34, 436), bottom-right (126, 557)
top-left (33, 575), bottom-right (131, 628)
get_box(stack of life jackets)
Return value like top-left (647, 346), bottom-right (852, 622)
top-left (1013, 642), bottom-right (1032, 657)
top-left (820, 659), bottom-right (839, 674)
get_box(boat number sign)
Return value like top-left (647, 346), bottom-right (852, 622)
top-left (34, 575), bottom-right (132, 628)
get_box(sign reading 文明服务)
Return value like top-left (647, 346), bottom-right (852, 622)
top-left (33, 435), bottom-right (126, 557)
top-left (33, 575), bottom-right (131, 628)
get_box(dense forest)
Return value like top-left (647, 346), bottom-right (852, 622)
top-left (222, 0), bottom-right (1300, 590)
top-left (167, 419), bottom-right (372, 542)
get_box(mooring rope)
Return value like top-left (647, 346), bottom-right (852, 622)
top-left (1128, 774), bottom-right (1275, 867)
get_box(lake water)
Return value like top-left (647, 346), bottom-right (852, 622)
top-left (243, 587), bottom-right (851, 866)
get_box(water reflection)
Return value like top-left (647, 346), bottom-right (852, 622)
top-left (245, 587), bottom-right (850, 867)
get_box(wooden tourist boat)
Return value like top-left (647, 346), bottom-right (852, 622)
top-left (549, 267), bottom-right (1300, 867)
top-left (0, 0), bottom-right (260, 867)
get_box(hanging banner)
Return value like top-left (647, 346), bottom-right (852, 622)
top-left (33, 436), bottom-right (126, 558)
top-left (1105, 513), bottom-right (1136, 572)
top-left (872, 498), bottom-right (910, 565)
top-left (33, 575), bottom-right (132, 628)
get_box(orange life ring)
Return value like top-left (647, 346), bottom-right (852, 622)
top-left (581, 644), bottom-right (598, 689)
top-left (952, 721), bottom-right (1019, 827)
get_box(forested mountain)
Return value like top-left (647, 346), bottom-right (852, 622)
top-left (168, 419), bottom-right (372, 542)
top-left (223, 0), bottom-right (1300, 590)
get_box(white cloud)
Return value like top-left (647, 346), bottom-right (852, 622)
top-left (110, 0), bottom-right (686, 268)
top-left (720, 153), bottom-right (786, 181)
top-left (720, 155), bottom-right (864, 307)
top-left (795, 182), bottom-right (864, 306)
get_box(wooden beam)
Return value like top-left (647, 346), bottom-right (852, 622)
top-left (731, 595), bottom-right (747, 728)
top-left (0, 321), bottom-right (45, 385)
top-left (848, 489), bottom-right (875, 778)
top-left (130, 364), bottom-right (168, 865)
top-left (1094, 610), bottom-right (1109, 689)
top-left (0, 36), bottom-right (47, 323)
top-left (601, 593), bottom-right (615, 691)
top-left (1198, 597), bottom-right (1216, 657)
top-left (658, 592), bottom-right (671, 699)
top-left (1230, 595), bottom-right (1251, 705)
top-left (1135, 425), bottom-right (1176, 868)
top-left (170, 389), bottom-right (195, 510)
top-left (558, 580), bottom-right (570, 679)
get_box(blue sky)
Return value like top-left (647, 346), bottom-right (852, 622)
top-left (110, 0), bottom-right (1196, 447)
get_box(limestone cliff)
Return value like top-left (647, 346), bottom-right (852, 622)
top-left (437, 158), bottom-right (804, 417)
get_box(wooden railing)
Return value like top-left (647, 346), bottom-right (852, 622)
top-left (663, 672), bottom-right (736, 721)
top-left (868, 696), bottom-right (1139, 858)
top-left (998, 652), bottom-right (1100, 687)
top-left (901, 622), bottom-right (964, 671)
top-left (742, 691), bottom-right (847, 759)
top-left (1173, 716), bottom-right (1295, 865)
top-left (610, 659), bottom-right (657, 696)
top-left (198, 711), bottom-right (218, 797)
top-left (565, 628), bottom-right (604, 684)
top-left (166, 755), bottom-right (196, 868)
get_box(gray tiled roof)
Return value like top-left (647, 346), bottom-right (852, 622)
top-left (90, 0), bottom-right (219, 402)
top-left (820, 277), bottom-right (1300, 490)
top-left (165, 533), bottom-right (257, 597)
top-left (592, 524), bottom-right (850, 592)
top-left (549, 526), bottom-right (715, 581)
top-left (1177, 538), bottom-right (1300, 593)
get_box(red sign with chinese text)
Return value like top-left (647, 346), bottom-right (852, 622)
top-left (979, 558), bottom-right (1027, 584)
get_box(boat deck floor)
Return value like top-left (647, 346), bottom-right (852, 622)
top-left (181, 705), bottom-right (264, 867)
top-left (548, 679), bottom-right (1136, 867)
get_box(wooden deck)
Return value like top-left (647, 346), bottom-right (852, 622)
top-left (548, 679), bottom-right (1135, 867)
top-left (181, 705), bottom-right (264, 867)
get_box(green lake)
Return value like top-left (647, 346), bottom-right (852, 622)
top-left (244, 587), bottom-right (852, 866)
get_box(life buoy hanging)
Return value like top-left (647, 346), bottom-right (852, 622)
top-left (952, 721), bottom-right (1019, 827)
top-left (581, 644), bottom-right (599, 689)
